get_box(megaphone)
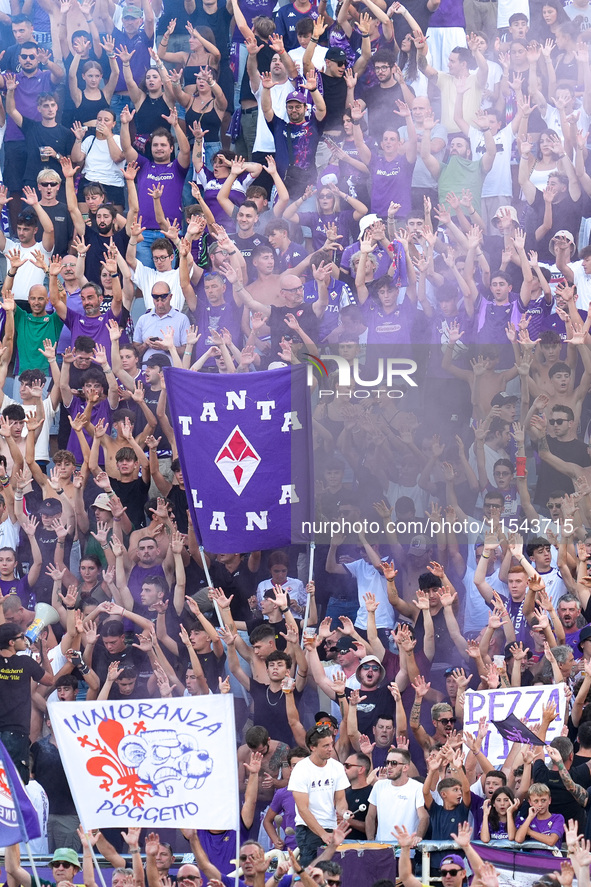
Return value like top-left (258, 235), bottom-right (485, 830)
top-left (25, 603), bottom-right (60, 644)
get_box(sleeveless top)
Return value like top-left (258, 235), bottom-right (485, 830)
top-left (185, 98), bottom-right (222, 143)
top-left (77, 91), bottom-right (109, 125)
top-left (134, 94), bottom-right (172, 135)
top-left (183, 64), bottom-right (207, 88)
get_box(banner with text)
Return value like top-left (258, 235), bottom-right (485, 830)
top-left (463, 685), bottom-right (566, 768)
top-left (48, 696), bottom-right (239, 830)
top-left (163, 365), bottom-right (313, 552)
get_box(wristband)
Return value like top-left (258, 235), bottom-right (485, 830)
top-left (79, 663), bottom-right (90, 674)
top-left (123, 62), bottom-right (131, 67)
top-left (310, 36), bottom-right (318, 42)
top-left (110, 273), bottom-right (118, 278)
top-left (481, 553), bottom-right (490, 559)
top-left (226, 250), bottom-right (237, 255)
top-left (113, 516), bottom-right (122, 521)
top-left (279, 607), bottom-right (289, 614)
top-left (63, 604), bottom-right (75, 610)
top-left (516, 455), bottom-right (526, 477)
top-left (101, 543), bottom-right (109, 549)
top-left (335, 692), bottom-right (346, 699)
top-left (130, 849), bottom-right (140, 855)
top-left (56, 488), bottom-right (64, 494)
top-left (14, 494), bottom-right (24, 501)
top-left (352, 120), bottom-right (361, 125)
top-left (7, 271), bottom-right (16, 278)
top-left (57, 541), bottom-right (65, 546)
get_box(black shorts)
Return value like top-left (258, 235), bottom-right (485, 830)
top-left (3, 141), bottom-right (27, 193)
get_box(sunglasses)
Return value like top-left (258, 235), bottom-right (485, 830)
top-left (548, 418), bottom-right (566, 425)
top-left (20, 53), bottom-right (36, 59)
top-left (239, 855), bottom-right (257, 862)
top-left (361, 664), bottom-right (381, 672)
top-left (39, 181), bottom-right (59, 187)
top-left (326, 880), bottom-right (341, 885)
top-left (151, 292), bottom-right (170, 300)
top-left (343, 762), bottom-right (359, 769)
top-left (334, 60), bottom-right (346, 66)
top-left (314, 725), bottom-right (332, 736)
top-left (441, 870), bottom-right (462, 877)
top-left (438, 717), bottom-right (456, 725)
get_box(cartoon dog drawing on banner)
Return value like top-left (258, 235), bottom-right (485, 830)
top-left (117, 730), bottom-right (213, 797)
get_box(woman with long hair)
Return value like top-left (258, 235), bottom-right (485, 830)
top-left (174, 66), bottom-right (227, 170)
top-left (480, 787), bottom-right (519, 842)
top-left (284, 181), bottom-right (368, 252)
top-left (157, 20), bottom-right (221, 95)
top-left (115, 46), bottom-right (175, 155)
top-left (68, 35), bottom-right (119, 130)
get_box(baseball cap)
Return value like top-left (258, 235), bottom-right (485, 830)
top-left (326, 47), bottom-right (347, 63)
top-left (358, 213), bottom-right (380, 235)
top-left (335, 636), bottom-right (356, 652)
top-left (440, 855), bottom-right (466, 870)
top-left (315, 710), bottom-right (339, 728)
top-left (122, 4), bottom-right (143, 16)
top-left (286, 90), bottom-right (307, 105)
top-left (37, 499), bottom-right (63, 516)
top-left (51, 849), bottom-right (80, 868)
top-left (549, 229), bottom-right (576, 256)
top-left (92, 493), bottom-right (113, 513)
top-left (491, 392), bottom-right (518, 406)
top-left (409, 535), bottom-right (429, 557)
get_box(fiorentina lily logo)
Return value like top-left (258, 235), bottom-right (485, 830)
top-left (215, 426), bottom-right (261, 496)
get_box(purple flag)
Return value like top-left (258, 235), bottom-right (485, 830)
top-left (0, 740), bottom-right (41, 844)
top-left (163, 365), bottom-right (313, 552)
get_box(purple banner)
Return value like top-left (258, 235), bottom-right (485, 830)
top-left (163, 365), bottom-right (313, 552)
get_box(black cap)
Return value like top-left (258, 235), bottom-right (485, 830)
top-left (314, 711), bottom-right (339, 728)
top-left (37, 499), bottom-right (63, 516)
top-left (335, 636), bottom-right (356, 652)
top-left (325, 47), bottom-right (347, 63)
top-left (491, 392), bottom-right (519, 406)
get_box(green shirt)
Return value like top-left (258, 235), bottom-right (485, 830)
top-left (14, 306), bottom-right (63, 373)
top-left (438, 155), bottom-right (486, 214)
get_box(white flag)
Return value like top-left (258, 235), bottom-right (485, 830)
top-left (48, 696), bottom-right (239, 830)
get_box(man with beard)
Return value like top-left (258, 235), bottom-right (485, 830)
top-left (359, 50), bottom-right (415, 141)
top-left (261, 73), bottom-right (326, 198)
top-left (410, 691), bottom-right (458, 755)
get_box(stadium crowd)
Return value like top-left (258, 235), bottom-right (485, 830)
top-left (5, 0), bottom-right (591, 883)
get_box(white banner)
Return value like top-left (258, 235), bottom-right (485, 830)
top-left (48, 696), bottom-right (239, 830)
top-left (463, 685), bottom-right (566, 769)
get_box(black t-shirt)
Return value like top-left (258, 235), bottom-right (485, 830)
top-left (345, 685), bottom-right (395, 734)
top-left (31, 736), bottom-right (77, 815)
top-left (345, 784), bottom-right (372, 840)
top-left (319, 72), bottom-right (348, 132)
top-left (360, 83), bottom-right (404, 140)
top-left (91, 641), bottom-right (151, 685)
top-left (532, 759), bottom-right (591, 831)
top-left (84, 227), bottom-right (130, 287)
top-left (179, 646), bottom-right (227, 692)
top-left (36, 202), bottom-right (74, 257)
top-left (268, 304), bottom-right (319, 356)
top-left (185, 558), bottom-right (234, 615)
top-left (20, 119), bottom-right (75, 187)
top-left (229, 233), bottom-right (270, 283)
top-left (168, 484), bottom-right (188, 534)
top-left (391, 0), bottom-right (435, 44)
top-left (528, 190), bottom-right (589, 263)
top-left (0, 653), bottom-right (45, 733)
top-left (534, 437), bottom-right (591, 504)
top-left (244, 616), bottom-right (288, 651)
top-left (250, 679), bottom-right (301, 745)
top-left (216, 556), bottom-right (260, 621)
top-left (110, 476), bottom-right (150, 530)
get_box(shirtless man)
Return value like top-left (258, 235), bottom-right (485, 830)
top-left (247, 244), bottom-right (282, 305)
top-left (529, 330), bottom-right (577, 397)
top-left (443, 326), bottom-right (519, 420)
top-left (237, 726), bottom-right (289, 808)
top-left (526, 328), bottom-right (591, 427)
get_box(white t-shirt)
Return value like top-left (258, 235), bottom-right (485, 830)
top-left (565, 0), bottom-right (591, 30)
top-left (288, 44), bottom-right (328, 75)
top-left (252, 81), bottom-right (293, 155)
top-left (537, 566), bottom-right (568, 609)
top-left (81, 134), bottom-right (125, 187)
top-left (288, 756), bottom-right (350, 828)
top-left (0, 516), bottom-right (21, 552)
top-left (368, 777), bottom-right (425, 842)
top-left (469, 123), bottom-right (513, 198)
top-left (497, 0), bottom-right (528, 28)
top-left (2, 396), bottom-right (56, 463)
top-left (544, 104), bottom-right (591, 143)
top-left (570, 260), bottom-right (591, 310)
top-left (2, 239), bottom-right (52, 303)
top-left (132, 261), bottom-right (186, 312)
top-left (462, 564), bottom-right (508, 634)
top-left (344, 558), bottom-right (394, 630)
top-left (256, 576), bottom-right (307, 611)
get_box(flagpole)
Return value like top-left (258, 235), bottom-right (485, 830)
top-left (23, 841), bottom-right (42, 887)
top-left (85, 833), bottom-right (109, 887)
top-left (198, 545), bottom-right (224, 626)
top-left (300, 541), bottom-right (315, 647)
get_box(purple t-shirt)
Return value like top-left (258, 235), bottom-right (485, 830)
top-left (65, 306), bottom-right (121, 357)
top-left (361, 296), bottom-right (417, 345)
top-left (136, 155), bottom-right (189, 229)
top-left (66, 396), bottom-right (112, 464)
top-left (0, 577), bottom-right (35, 610)
top-left (112, 27), bottom-right (151, 93)
top-left (298, 210), bottom-right (356, 252)
top-left (515, 812), bottom-right (565, 849)
top-left (195, 168), bottom-right (253, 227)
top-left (6, 70), bottom-right (54, 142)
top-left (268, 787), bottom-right (298, 849)
top-left (369, 153), bottom-right (414, 218)
top-left (429, 0), bottom-right (466, 27)
top-left (198, 823), bottom-right (249, 878)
